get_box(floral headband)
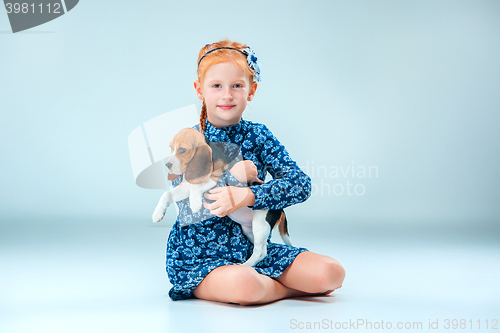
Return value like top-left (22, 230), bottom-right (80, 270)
top-left (198, 45), bottom-right (261, 82)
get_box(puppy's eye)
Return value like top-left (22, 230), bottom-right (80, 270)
top-left (178, 147), bottom-right (187, 154)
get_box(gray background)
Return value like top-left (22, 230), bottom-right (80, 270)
top-left (1, 0), bottom-right (499, 225)
top-left (1, 1), bottom-right (499, 332)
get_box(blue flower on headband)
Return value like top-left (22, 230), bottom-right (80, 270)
top-left (199, 44), bottom-right (262, 82)
top-left (242, 46), bottom-right (261, 82)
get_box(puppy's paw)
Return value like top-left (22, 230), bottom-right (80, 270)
top-left (241, 259), bottom-right (254, 267)
top-left (242, 257), bottom-right (260, 267)
top-left (242, 246), bottom-right (267, 267)
top-left (189, 197), bottom-right (202, 213)
top-left (242, 254), bottom-right (262, 267)
top-left (191, 203), bottom-right (202, 213)
top-left (152, 205), bottom-right (166, 223)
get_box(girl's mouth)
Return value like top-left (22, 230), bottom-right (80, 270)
top-left (218, 105), bottom-right (235, 110)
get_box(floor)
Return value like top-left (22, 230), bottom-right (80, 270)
top-left (1, 217), bottom-right (499, 333)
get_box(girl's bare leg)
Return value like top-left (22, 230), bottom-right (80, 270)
top-left (192, 264), bottom-right (325, 306)
top-left (275, 251), bottom-right (346, 294)
top-left (192, 251), bottom-right (345, 306)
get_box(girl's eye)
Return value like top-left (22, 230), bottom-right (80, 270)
top-left (233, 84), bottom-right (242, 88)
top-left (213, 84), bottom-right (221, 88)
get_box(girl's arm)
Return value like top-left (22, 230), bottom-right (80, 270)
top-left (248, 124), bottom-right (311, 211)
top-left (203, 124), bottom-right (311, 217)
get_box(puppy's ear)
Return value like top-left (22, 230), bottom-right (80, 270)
top-left (167, 173), bottom-right (180, 181)
top-left (185, 144), bottom-right (212, 184)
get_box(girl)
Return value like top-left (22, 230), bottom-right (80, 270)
top-left (166, 39), bottom-right (345, 305)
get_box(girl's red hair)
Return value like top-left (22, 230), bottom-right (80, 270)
top-left (196, 39), bottom-right (255, 134)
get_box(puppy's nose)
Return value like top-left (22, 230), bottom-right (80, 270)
top-left (165, 162), bottom-right (173, 169)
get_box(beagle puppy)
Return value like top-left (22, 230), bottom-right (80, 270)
top-left (152, 128), bottom-right (293, 266)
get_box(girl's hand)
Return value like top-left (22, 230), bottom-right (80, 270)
top-left (203, 186), bottom-right (255, 217)
top-left (229, 160), bottom-right (264, 185)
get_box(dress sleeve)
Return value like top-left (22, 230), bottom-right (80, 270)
top-left (248, 124), bottom-right (311, 210)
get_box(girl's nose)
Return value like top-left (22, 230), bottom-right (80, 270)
top-left (222, 88), bottom-right (233, 100)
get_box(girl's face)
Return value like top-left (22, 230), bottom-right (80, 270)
top-left (194, 62), bottom-right (257, 128)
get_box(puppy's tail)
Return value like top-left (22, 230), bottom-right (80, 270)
top-left (278, 211), bottom-right (293, 246)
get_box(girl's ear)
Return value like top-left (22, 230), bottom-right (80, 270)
top-left (248, 82), bottom-right (258, 101)
top-left (194, 80), bottom-right (204, 100)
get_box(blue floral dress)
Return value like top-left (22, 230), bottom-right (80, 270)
top-left (166, 118), bottom-right (311, 301)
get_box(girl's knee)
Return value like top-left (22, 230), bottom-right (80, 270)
top-left (314, 257), bottom-right (345, 291)
top-left (226, 266), bottom-right (267, 305)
